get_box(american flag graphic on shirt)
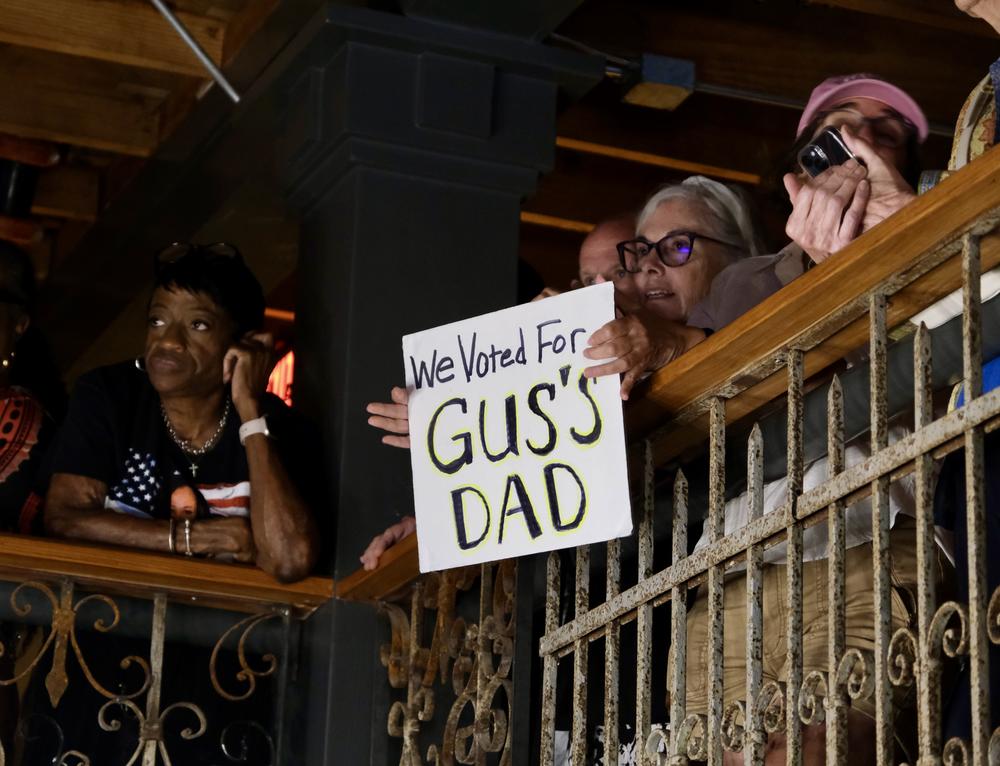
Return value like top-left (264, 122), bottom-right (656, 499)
top-left (105, 449), bottom-right (161, 519)
top-left (196, 481), bottom-right (250, 517)
top-left (105, 449), bottom-right (250, 519)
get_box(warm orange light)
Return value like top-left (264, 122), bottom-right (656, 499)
top-left (267, 350), bottom-right (294, 407)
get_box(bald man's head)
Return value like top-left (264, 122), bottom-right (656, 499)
top-left (576, 216), bottom-right (642, 312)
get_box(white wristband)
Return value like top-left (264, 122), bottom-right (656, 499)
top-left (239, 415), bottom-right (270, 445)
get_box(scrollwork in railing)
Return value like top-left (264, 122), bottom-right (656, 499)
top-left (381, 561), bottom-right (515, 766)
top-left (643, 723), bottom-right (670, 766)
top-left (887, 628), bottom-right (919, 688)
top-left (474, 559), bottom-right (515, 759)
top-left (209, 610), bottom-right (282, 702)
top-left (673, 714), bottom-right (708, 762)
top-left (929, 601), bottom-right (970, 660)
top-left (720, 700), bottom-right (746, 753)
top-left (797, 671), bottom-right (827, 726)
top-left (834, 648), bottom-right (876, 703)
top-left (98, 697), bottom-right (207, 766)
top-left (753, 680), bottom-right (786, 735)
top-left (12, 713), bottom-right (92, 765)
top-left (941, 736), bottom-right (971, 766)
top-left (987, 584), bottom-right (1000, 645)
top-left (214, 720), bottom-right (275, 765)
top-left (0, 580), bottom-right (151, 707)
top-left (430, 560), bottom-right (516, 765)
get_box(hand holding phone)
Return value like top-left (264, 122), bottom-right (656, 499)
top-left (798, 126), bottom-right (866, 177)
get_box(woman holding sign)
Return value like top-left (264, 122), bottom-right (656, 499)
top-left (362, 176), bottom-right (761, 567)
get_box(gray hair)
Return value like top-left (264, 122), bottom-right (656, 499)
top-left (635, 176), bottom-right (763, 259)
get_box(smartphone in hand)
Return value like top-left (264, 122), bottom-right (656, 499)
top-left (798, 126), bottom-right (866, 177)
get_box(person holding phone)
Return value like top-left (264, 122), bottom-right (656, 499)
top-left (44, 243), bottom-right (319, 583)
top-left (689, 74), bottom-right (927, 333)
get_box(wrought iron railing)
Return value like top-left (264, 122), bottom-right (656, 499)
top-left (0, 533), bottom-right (332, 765)
top-left (350, 138), bottom-right (1000, 766)
top-left (533, 146), bottom-right (1000, 766)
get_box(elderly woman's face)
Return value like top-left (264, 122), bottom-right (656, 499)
top-left (145, 287), bottom-right (236, 398)
top-left (634, 198), bottom-right (738, 322)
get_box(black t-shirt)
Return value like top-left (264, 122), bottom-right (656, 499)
top-left (48, 362), bottom-right (318, 524)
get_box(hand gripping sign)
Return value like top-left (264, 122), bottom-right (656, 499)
top-left (403, 282), bottom-right (633, 572)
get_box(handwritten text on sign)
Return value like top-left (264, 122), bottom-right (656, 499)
top-left (403, 282), bottom-right (633, 572)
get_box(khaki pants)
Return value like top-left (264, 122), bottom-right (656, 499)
top-left (666, 517), bottom-right (946, 760)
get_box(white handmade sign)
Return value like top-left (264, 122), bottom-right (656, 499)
top-left (403, 282), bottom-right (633, 572)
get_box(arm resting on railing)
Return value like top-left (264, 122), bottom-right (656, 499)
top-left (45, 472), bottom-right (257, 561)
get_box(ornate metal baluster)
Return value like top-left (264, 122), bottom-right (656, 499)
top-left (0, 579), bottom-right (150, 708)
top-left (826, 377), bottom-right (847, 765)
top-left (605, 537), bottom-right (621, 763)
top-left (913, 323), bottom-right (940, 762)
top-left (707, 398), bottom-right (725, 766)
top-left (539, 552), bottom-right (560, 766)
top-left (571, 545), bottom-right (590, 766)
top-left (209, 611), bottom-right (281, 702)
top-left (97, 593), bottom-right (207, 766)
top-left (962, 232), bottom-right (990, 764)
top-left (868, 292), bottom-right (894, 766)
top-left (745, 424), bottom-right (764, 766)
top-left (785, 350), bottom-right (804, 766)
top-left (636, 439), bottom-right (655, 766)
top-left (141, 594), bottom-right (167, 766)
top-left (669, 469), bottom-right (689, 764)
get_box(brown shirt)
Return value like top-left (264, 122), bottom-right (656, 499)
top-left (687, 243), bottom-right (810, 332)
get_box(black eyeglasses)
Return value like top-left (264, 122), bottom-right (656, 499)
top-left (616, 230), bottom-right (741, 272)
top-left (153, 242), bottom-right (243, 274)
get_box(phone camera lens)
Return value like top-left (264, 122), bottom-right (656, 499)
top-left (799, 145), bottom-right (829, 178)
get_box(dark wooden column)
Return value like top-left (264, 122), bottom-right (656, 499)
top-left (275, 6), bottom-right (599, 763)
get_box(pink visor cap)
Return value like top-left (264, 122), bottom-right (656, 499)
top-left (796, 74), bottom-right (929, 143)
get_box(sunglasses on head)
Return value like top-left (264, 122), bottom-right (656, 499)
top-left (153, 242), bottom-right (243, 275)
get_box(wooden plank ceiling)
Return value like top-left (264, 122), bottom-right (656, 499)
top-left (0, 0), bottom-right (993, 366)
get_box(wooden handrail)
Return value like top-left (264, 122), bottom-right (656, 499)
top-left (628, 145), bottom-right (1000, 454)
top-left (0, 533), bottom-right (334, 616)
top-left (338, 145), bottom-right (1000, 602)
top-left (335, 532), bottom-right (418, 602)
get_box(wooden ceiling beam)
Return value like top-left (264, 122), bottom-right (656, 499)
top-left (222, 0), bottom-right (281, 63)
top-left (556, 136), bottom-right (761, 185)
top-left (805, 0), bottom-right (993, 37)
top-left (0, 0), bottom-right (226, 77)
top-left (520, 211), bottom-right (594, 233)
top-left (0, 48), bottom-right (161, 156)
top-left (32, 166), bottom-right (101, 222)
top-left (557, 0), bottom-right (997, 128)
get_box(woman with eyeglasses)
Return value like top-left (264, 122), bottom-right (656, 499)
top-left (43, 243), bottom-right (319, 583)
top-left (581, 176), bottom-right (764, 399)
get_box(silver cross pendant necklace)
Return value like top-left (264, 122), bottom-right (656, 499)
top-left (160, 399), bottom-right (232, 477)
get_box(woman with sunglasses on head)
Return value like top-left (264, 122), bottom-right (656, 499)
top-left (44, 243), bottom-right (319, 583)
